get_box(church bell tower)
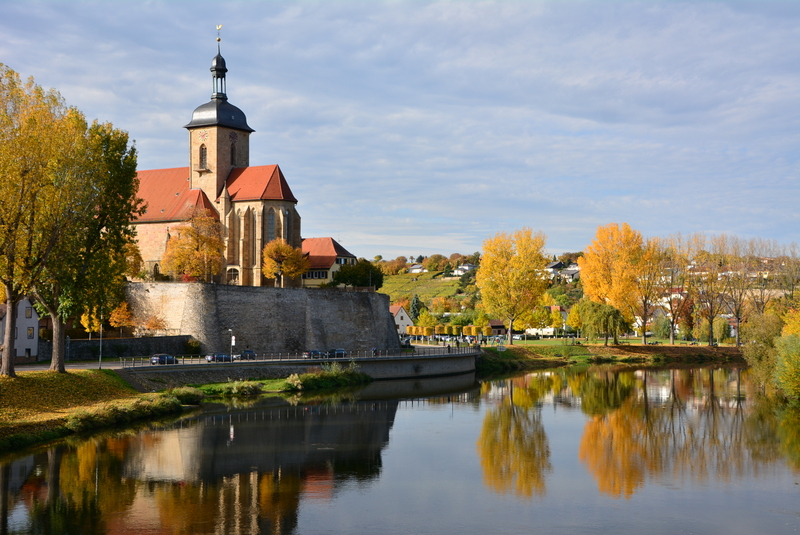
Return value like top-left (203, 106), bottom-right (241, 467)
top-left (184, 34), bottom-right (254, 203)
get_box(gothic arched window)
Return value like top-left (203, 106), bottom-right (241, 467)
top-left (230, 143), bottom-right (236, 167)
top-left (267, 208), bottom-right (276, 242)
top-left (199, 144), bottom-right (207, 169)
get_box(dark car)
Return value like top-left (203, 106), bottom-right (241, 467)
top-left (151, 354), bottom-right (178, 365)
top-left (302, 349), bottom-right (324, 359)
top-left (235, 350), bottom-right (257, 360)
top-left (327, 349), bottom-right (347, 359)
top-left (205, 353), bottom-right (233, 363)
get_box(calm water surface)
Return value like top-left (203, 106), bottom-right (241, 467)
top-left (2, 365), bottom-right (799, 534)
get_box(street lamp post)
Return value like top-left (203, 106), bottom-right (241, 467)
top-left (228, 328), bottom-right (234, 357)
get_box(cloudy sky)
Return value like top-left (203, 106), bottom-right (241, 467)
top-left (3, 1), bottom-right (800, 260)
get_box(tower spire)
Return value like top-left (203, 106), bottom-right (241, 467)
top-left (211, 24), bottom-right (227, 100)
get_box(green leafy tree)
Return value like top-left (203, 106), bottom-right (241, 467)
top-left (741, 312), bottom-right (783, 391)
top-left (476, 228), bottom-right (549, 345)
top-left (331, 259), bottom-right (384, 289)
top-left (33, 122), bottom-right (142, 372)
top-left (409, 294), bottom-right (422, 323)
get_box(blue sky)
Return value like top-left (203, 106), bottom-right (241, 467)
top-left (3, 1), bottom-right (800, 260)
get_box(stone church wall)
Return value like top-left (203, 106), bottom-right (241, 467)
top-left (125, 282), bottom-right (400, 354)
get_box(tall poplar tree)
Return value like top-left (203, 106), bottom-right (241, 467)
top-left (0, 65), bottom-right (92, 376)
top-left (33, 122), bottom-right (142, 372)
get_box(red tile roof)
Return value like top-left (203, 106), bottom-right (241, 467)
top-left (302, 237), bottom-right (355, 270)
top-left (136, 164), bottom-right (296, 223)
top-left (227, 165), bottom-right (297, 203)
top-left (135, 167), bottom-right (217, 222)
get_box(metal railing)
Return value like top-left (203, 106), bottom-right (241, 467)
top-left (119, 345), bottom-right (481, 369)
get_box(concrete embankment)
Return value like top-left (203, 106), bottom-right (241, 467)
top-left (118, 351), bottom-right (478, 392)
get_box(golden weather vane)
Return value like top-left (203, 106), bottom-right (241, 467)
top-left (216, 24), bottom-right (223, 42)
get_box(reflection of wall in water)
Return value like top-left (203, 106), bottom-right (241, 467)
top-left (124, 401), bottom-right (399, 485)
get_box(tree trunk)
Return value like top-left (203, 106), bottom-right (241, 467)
top-left (641, 316), bottom-right (647, 345)
top-left (49, 315), bottom-right (66, 373)
top-left (708, 317), bottom-right (714, 346)
top-left (1, 287), bottom-right (17, 377)
top-left (507, 318), bottom-right (514, 345)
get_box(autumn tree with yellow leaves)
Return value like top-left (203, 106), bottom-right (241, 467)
top-left (579, 223), bottom-right (668, 344)
top-left (476, 228), bottom-right (549, 345)
top-left (162, 210), bottom-right (225, 283)
top-left (0, 65), bottom-right (142, 376)
top-left (262, 238), bottom-right (309, 288)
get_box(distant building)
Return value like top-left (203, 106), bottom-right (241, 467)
top-left (0, 297), bottom-right (39, 362)
top-left (389, 305), bottom-right (414, 335)
top-left (301, 237), bottom-right (357, 287)
top-left (452, 263), bottom-right (477, 276)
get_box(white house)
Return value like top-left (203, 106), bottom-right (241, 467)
top-left (452, 263), bottom-right (477, 276)
top-left (0, 297), bottom-right (39, 361)
top-left (390, 305), bottom-right (414, 335)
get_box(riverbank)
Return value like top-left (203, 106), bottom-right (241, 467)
top-left (476, 342), bottom-right (744, 374)
top-left (0, 370), bottom-right (184, 453)
top-left (0, 365), bottom-right (374, 453)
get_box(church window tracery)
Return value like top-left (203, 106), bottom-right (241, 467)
top-left (199, 144), bottom-right (208, 169)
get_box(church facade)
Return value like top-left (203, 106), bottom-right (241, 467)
top-left (133, 46), bottom-right (301, 286)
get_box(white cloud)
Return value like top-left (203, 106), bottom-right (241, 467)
top-left (4, 0), bottom-right (800, 259)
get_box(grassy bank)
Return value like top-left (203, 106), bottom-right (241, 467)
top-left (0, 369), bottom-right (186, 453)
top-left (476, 342), bottom-right (744, 374)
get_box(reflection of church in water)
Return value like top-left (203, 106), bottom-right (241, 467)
top-left (122, 400), bottom-right (399, 534)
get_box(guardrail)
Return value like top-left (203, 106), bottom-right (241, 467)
top-left (120, 345), bottom-right (481, 369)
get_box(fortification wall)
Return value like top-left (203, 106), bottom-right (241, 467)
top-left (126, 282), bottom-right (399, 354)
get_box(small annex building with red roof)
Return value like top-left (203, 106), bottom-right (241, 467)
top-left (133, 46), bottom-right (302, 287)
top-left (301, 237), bottom-right (357, 287)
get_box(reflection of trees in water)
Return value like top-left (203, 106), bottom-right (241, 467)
top-left (477, 375), bottom-right (552, 499)
top-left (573, 366), bottom-right (798, 498)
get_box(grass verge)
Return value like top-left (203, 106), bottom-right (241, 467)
top-left (476, 342), bottom-right (744, 375)
top-left (0, 369), bottom-right (189, 453)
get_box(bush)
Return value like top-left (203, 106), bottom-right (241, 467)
top-left (777, 335), bottom-right (800, 398)
top-left (64, 395), bottom-right (182, 433)
top-left (184, 338), bottom-right (202, 355)
top-left (284, 369), bottom-right (371, 391)
top-left (169, 386), bottom-right (205, 405)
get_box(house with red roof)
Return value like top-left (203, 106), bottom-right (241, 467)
top-left (133, 45), bottom-right (301, 286)
top-left (389, 305), bottom-right (413, 335)
top-left (301, 237), bottom-right (357, 287)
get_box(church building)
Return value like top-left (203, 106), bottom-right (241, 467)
top-left (133, 44), bottom-right (301, 286)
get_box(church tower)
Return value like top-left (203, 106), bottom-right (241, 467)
top-left (184, 41), bottom-right (254, 203)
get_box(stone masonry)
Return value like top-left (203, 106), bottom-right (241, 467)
top-left (126, 282), bottom-right (400, 354)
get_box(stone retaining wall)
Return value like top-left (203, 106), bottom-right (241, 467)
top-left (38, 335), bottom-right (192, 361)
top-left (126, 282), bottom-right (399, 354)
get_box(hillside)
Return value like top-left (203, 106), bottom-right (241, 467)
top-left (381, 271), bottom-right (462, 304)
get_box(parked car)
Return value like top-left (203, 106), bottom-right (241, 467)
top-left (327, 349), bottom-right (348, 358)
top-left (205, 353), bottom-right (233, 363)
top-left (235, 350), bottom-right (257, 360)
top-left (302, 349), bottom-right (324, 359)
top-left (150, 354), bottom-right (178, 365)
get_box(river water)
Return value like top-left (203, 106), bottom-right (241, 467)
top-left (1, 365), bottom-right (799, 535)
